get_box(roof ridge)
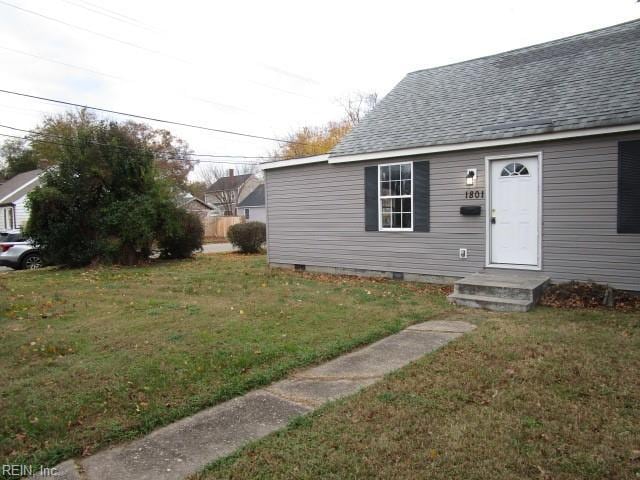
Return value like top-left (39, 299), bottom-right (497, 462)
top-left (205, 172), bottom-right (254, 192)
top-left (330, 18), bottom-right (640, 158)
top-left (407, 17), bottom-right (640, 75)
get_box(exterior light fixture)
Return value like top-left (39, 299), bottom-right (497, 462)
top-left (466, 168), bottom-right (477, 186)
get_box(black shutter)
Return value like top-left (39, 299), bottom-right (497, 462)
top-left (618, 140), bottom-right (640, 233)
top-left (413, 161), bottom-right (430, 232)
top-left (364, 166), bottom-right (378, 231)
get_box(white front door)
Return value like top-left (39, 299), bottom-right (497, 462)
top-left (489, 155), bottom-right (540, 267)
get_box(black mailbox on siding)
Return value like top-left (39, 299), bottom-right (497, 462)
top-left (460, 205), bottom-right (481, 216)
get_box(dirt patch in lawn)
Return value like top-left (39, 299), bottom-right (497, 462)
top-left (540, 281), bottom-right (640, 310)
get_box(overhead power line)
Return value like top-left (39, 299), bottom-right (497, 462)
top-left (0, 45), bottom-right (124, 80)
top-left (0, 45), bottom-right (253, 114)
top-left (0, 123), bottom-right (276, 159)
top-left (72, 0), bottom-right (150, 25)
top-left (0, 0), bottom-right (182, 62)
top-left (0, 132), bottom-right (262, 165)
top-left (0, 88), bottom-right (304, 145)
top-left (0, 0), bottom-right (328, 104)
top-left (57, 0), bottom-right (159, 33)
top-left (0, 0), bottom-right (324, 103)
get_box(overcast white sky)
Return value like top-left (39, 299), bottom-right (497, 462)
top-left (0, 0), bottom-right (638, 180)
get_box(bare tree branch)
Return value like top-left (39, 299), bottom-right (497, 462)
top-left (270, 91), bottom-right (378, 161)
top-left (338, 92), bottom-right (378, 127)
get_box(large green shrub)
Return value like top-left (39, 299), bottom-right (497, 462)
top-left (158, 206), bottom-right (204, 259)
top-left (227, 221), bottom-right (266, 253)
top-left (25, 119), bottom-right (202, 266)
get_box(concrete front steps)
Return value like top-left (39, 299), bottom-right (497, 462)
top-left (448, 270), bottom-right (550, 312)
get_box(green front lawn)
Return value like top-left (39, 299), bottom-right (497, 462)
top-left (0, 254), bottom-right (451, 469)
top-left (197, 308), bottom-right (640, 480)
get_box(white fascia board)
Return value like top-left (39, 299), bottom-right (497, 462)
top-left (328, 123), bottom-right (640, 164)
top-left (0, 175), bottom-right (41, 203)
top-left (260, 154), bottom-right (329, 170)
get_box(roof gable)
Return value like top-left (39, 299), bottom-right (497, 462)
top-left (238, 184), bottom-right (265, 207)
top-left (206, 173), bottom-right (252, 193)
top-left (183, 197), bottom-right (213, 209)
top-left (331, 19), bottom-right (640, 157)
top-left (0, 169), bottom-right (42, 205)
top-left (175, 191), bottom-right (213, 209)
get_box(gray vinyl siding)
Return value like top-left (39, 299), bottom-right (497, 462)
top-left (266, 132), bottom-right (640, 291)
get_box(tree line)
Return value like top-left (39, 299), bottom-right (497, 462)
top-left (0, 91), bottom-right (377, 267)
top-left (1, 110), bottom-right (202, 266)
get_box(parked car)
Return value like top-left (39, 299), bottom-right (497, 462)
top-left (0, 229), bottom-right (43, 270)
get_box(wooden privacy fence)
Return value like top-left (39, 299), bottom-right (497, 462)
top-left (203, 215), bottom-right (244, 239)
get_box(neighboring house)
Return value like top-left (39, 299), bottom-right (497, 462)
top-left (237, 184), bottom-right (266, 222)
top-left (262, 20), bottom-right (640, 292)
top-left (176, 191), bottom-right (217, 219)
top-left (0, 169), bottom-right (42, 231)
top-left (204, 170), bottom-right (260, 216)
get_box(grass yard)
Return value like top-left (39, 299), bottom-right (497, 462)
top-left (0, 254), bottom-right (451, 470)
top-left (196, 308), bottom-right (640, 480)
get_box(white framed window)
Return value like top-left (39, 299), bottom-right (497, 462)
top-left (244, 208), bottom-right (250, 219)
top-left (1, 207), bottom-right (13, 230)
top-left (378, 162), bottom-right (413, 231)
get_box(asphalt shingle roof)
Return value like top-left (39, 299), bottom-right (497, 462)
top-left (175, 191), bottom-right (213, 209)
top-left (330, 19), bottom-right (640, 157)
top-left (206, 174), bottom-right (252, 193)
top-left (0, 169), bottom-right (42, 205)
top-left (238, 184), bottom-right (265, 207)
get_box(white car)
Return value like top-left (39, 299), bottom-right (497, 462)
top-left (0, 230), bottom-right (43, 270)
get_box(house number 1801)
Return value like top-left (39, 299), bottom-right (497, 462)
top-left (465, 190), bottom-right (484, 199)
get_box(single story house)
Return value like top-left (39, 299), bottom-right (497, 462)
top-left (0, 169), bottom-right (42, 231)
top-left (204, 170), bottom-right (261, 216)
top-left (238, 183), bottom-right (266, 222)
top-left (176, 191), bottom-right (217, 219)
top-left (262, 19), bottom-right (640, 297)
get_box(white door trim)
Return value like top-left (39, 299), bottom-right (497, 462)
top-left (485, 151), bottom-right (543, 271)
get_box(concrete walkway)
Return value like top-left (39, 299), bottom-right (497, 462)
top-left (200, 243), bottom-right (234, 254)
top-left (34, 319), bottom-right (475, 480)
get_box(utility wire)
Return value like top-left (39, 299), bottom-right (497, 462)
top-left (57, 0), bottom-right (159, 33)
top-left (0, 0), bottom-right (184, 62)
top-left (0, 132), bottom-right (262, 165)
top-left (0, 101), bottom-right (64, 116)
top-left (0, 45), bottom-right (253, 114)
top-left (0, 0), bottom-right (328, 104)
top-left (0, 45), bottom-right (125, 80)
top-left (0, 88), bottom-right (305, 145)
top-left (0, 123), bottom-right (276, 159)
top-left (72, 0), bottom-right (151, 26)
